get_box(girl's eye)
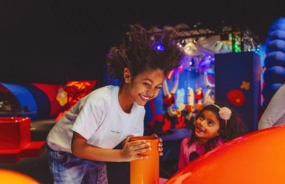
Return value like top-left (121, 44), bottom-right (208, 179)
top-left (155, 86), bottom-right (162, 90)
top-left (208, 121), bottom-right (213, 126)
top-left (198, 116), bottom-right (204, 121)
top-left (143, 83), bottom-right (150, 87)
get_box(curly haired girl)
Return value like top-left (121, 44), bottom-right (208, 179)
top-left (178, 98), bottom-right (248, 170)
top-left (46, 24), bottom-right (184, 183)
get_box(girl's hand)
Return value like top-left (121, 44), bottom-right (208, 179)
top-left (151, 134), bottom-right (163, 156)
top-left (120, 135), bottom-right (151, 161)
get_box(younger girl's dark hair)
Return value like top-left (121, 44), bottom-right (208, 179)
top-left (189, 103), bottom-right (248, 152)
top-left (106, 24), bottom-right (185, 84)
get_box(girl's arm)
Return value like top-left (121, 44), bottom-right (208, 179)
top-left (177, 138), bottom-right (188, 171)
top-left (71, 132), bottom-right (150, 162)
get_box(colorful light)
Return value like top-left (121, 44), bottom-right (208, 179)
top-left (154, 40), bottom-right (164, 52)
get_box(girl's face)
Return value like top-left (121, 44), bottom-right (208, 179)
top-left (127, 68), bottom-right (165, 106)
top-left (194, 109), bottom-right (220, 144)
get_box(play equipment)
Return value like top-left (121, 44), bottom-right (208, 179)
top-left (215, 52), bottom-right (261, 132)
top-left (0, 169), bottom-right (40, 184)
top-left (262, 17), bottom-right (285, 109)
top-left (130, 136), bottom-right (159, 184)
top-left (0, 117), bottom-right (45, 163)
top-left (166, 124), bottom-right (285, 184)
top-left (0, 82), bottom-right (63, 119)
top-left (0, 80), bottom-right (97, 120)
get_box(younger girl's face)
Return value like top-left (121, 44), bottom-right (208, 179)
top-left (194, 109), bottom-right (220, 144)
top-left (128, 69), bottom-right (165, 106)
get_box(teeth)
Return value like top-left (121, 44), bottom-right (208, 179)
top-left (140, 95), bottom-right (150, 100)
top-left (196, 126), bottom-right (204, 132)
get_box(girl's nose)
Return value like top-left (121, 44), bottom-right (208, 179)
top-left (201, 120), bottom-right (208, 126)
top-left (146, 89), bottom-right (154, 97)
top-left (197, 119), bottom-right (206, 126)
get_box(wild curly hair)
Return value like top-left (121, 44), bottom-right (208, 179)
top-left (189, 102), bottom-right (248, 152)
top-left (106, 24), bottom-right (185, 84)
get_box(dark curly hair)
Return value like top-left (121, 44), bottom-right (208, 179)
top-left (189, 102), bottom-right (248, 152)
top-left (106, 24), bottom-right (184, 84)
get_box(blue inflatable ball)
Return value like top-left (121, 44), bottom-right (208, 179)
top-left (264, 51), bottom-right (285, 68)
top-left (267, 17), bottom-right (285, 33)
top-left (265, 17), bottom-right (285, 54)
top-left (262, 83), bottom-right (284, 102)
top-left (264, 66), bottom-right (285, 84)
top-left (267, 39), bottom-right (285, 53)
top-left (268, 30), bottom-right (285, 41)
top-left (262, 17), bottom-right (285, 110)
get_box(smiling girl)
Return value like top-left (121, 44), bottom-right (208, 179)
top-left (178, 98), bottom-right (247, 170)
top-left (46, 24), bottom-right (184, 184)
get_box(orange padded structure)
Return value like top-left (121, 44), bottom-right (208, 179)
top-left (166, 125), bottom-right (285, 184)
top-left (0, 169), bottom-right (40, 184)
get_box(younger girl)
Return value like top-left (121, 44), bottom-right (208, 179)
top-left (178, 98), bottom-right (247, 170)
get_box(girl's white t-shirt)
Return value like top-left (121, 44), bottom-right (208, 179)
top-left (46, 85), bottom-right (145, 152)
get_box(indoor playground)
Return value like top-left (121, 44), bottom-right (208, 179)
top-left (1, 7), bottom-right (285, 183)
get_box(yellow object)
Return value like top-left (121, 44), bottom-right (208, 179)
top-left (178, 104), bottom-right (185, 111)
top-left (0, 169), bottom-right (40, 184)
top-left (56, 88), bottom-right (68, 106)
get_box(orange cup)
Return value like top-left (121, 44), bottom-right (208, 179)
top-left (130, 136), bottom-right (159, 184)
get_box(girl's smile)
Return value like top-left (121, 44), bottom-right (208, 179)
top-left (130, 69), bottom-right (164, 106)
top-left (194, 110), bottom-right (220, 145)
top-left (195, 125), bottom-right (205, 133)
top-left (119, 68), bottom-right (165, 112)
top-left (138, 94), bottom-right (151, 102)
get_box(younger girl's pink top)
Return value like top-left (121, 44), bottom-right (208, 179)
top-left (178, 137), bottom-right (224, 170)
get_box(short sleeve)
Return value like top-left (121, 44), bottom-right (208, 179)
top-left (72, 101), bottom-right (104, 139)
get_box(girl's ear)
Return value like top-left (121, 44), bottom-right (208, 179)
top-left (123, 68), bottom-right (132, 83)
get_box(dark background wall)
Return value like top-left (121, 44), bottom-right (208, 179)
top-left (0, 0), bottom-right (284, 84)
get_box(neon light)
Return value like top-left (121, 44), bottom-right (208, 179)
top-left (167, 70), bottom-right (174, 80)
top-left (154, 40), bottom-right (164, 52)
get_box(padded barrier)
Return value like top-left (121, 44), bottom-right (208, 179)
top-left (0, 81), bottom-right (97, 119)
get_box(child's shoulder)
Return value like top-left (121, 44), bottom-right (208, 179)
top-left (90, 85), bottom-right (117, 95)
top-left (181, 137), bottom-right (190, 145)
top-left (87, 85), bottom-right (118, 102)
